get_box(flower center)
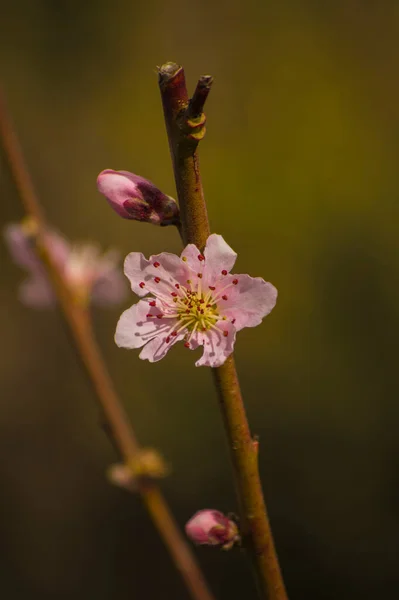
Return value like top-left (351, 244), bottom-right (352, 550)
top-left (143, 264), bottom-right (239, 346)
top-left (175, 288), bottom-right (220, 332)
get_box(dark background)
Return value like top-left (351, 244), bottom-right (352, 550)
top-left (1, 1), bottom-right (399, 598)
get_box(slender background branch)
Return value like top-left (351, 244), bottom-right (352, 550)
top-left (158, 62), bottom-right (288, 600)
top-left (0, 88), bottom-right (216, 600)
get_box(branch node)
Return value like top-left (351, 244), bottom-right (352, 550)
top-left (178, 112), bottom-right (207, 142)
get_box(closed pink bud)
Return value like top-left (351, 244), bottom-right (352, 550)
top-left (185, 509), bottom-right (239, 550)
top-left (97, 169), bottom-right (180, 226)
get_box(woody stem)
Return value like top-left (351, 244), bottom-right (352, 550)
top-left (0, 87), bottom-right (216, 600)
top-left (159, 62), bottom-right (288, 600)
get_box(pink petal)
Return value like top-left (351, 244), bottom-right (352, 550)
top-left (221, 274), bottom-right (277, 331)
top-left (180, 243), bottom-right (202, 270)
top-left (91, 269), bottom-right (128, 306)
top-left (185, 523), bottom-right (211, 544)
top-left (123, 252), bottom-right (152, 296)
top-left (139, 329), bottom-right (184, 363)
top-left (4, 224), bottom-right (38, 270)
top-left (97, 169), bottom-right (147, 220)
top-left (4, 225), bottom-right (70, 274)
top-left (45, 231), bottom-right (70, 268)
top-left (19, 276), bottom-right (55, 308)
top-left (203, 234), bottom-right (237, 285)
top-left (192, 321), bottom-right (236, 367)
top-left (4, 224), bottom-right (69, 308)
top-left (124, 251), bottom-right (192, 301)
top-left (115, 299), bottom-right (177, 349)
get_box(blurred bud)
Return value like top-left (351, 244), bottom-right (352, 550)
top-left (127, 447), bottom-right (169, 479)
top-left (185, 509), bottom-right (240, 550)
top-left (107, 463), bottom-right (137, 492)
top-left (107, 448), bottom-right (169, 493)
top-left (97, 169), bottom-right (180, 226)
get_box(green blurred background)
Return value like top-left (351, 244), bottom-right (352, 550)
top-left (1, 1), bottom-right (399, 598)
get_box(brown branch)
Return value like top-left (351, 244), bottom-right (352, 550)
top-left (0, 93), bottom-right (44, 224)
top-left (212, 360), bottom-right (288, 600)
top-left (0, 87), bottom-right (215, 600)
top-left (158, 62), bottom-right (210, 249)
top-left (158, 62), bottom-right (288, 600)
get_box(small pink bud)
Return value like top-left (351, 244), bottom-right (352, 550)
top-left (185, 509), bottom-right (239, 550)
top-left (97, 169), bottom-right (180, 226)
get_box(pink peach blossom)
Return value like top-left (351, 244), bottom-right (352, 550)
top-left (185, 509), bottom-right (239, 549)
top-left (97, 169), bottom-right (179, 225)
top-left (115, 234), bottom-right (277, 367)
top-left (4, 223), bottom-right (127, 308)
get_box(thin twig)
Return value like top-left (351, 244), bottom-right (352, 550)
top-left (187, 76), bottom-right (214, 120)
top-left (158, 62), bottom-right (288, 600)
top-left (0, 87), bottom-right (216, 600)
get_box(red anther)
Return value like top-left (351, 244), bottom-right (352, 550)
top-left (221, 270), bottom-right (227, 275)
top-left (157, 314), bottom-right (163, 319)
top-left (197, 273), bottom-right (203, 279)
top-left (171, 331), bottom-right (178, 337)
top-left (154, 277), bottom-right (161, 283)
top-left (149, 301), bottom-right (156, 307)
top-left (198, 254), bottom-right (205, 261)
top-left (199, 299), bottom-right (205, 304)
top-left (171, 292), bottom-right (177, 297)
top-left (209, 285), bottom-right (216, 290)
top-left (231, 318), bottom-right (236, 324)
top-left (200, 309), bottom-right (204, 314)
top-left (232, 279), bottom-right (238, 285)
top-left (166, 336), bottom-right (170, 343)
top-left (186, 309), bottom-right (191, 314)
top-left (153, 261), bottom-right (160, 268)
top-left (222, 295), bottom-right (228, 301)
top-left (139, 282), bottom-right (145, 288)
top-left (175, 283), bottom-right (180, 289)
top-left (202, 327), bottom-right (207, 331)
top-left (146, 313), bottom-right (153, 318)
top-left (184, 342), bottom-right (190, 348)
top-left (223, 331), bottom-right (228, 337)
top-left (206, 304), bottom-right (212, 308)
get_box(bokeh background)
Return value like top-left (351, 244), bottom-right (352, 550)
top-left (1, 1), bottom-right (399, 598)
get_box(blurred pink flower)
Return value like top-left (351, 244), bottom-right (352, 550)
top-left (185, 509), bottom-right (239, 550)
top-left (4, 223), bottom-right (127, 308)
top-left (115, 234), bottom-right (277, 367)
top-left (97, 169), bottom-right (179, 226)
